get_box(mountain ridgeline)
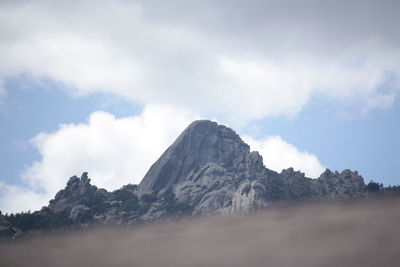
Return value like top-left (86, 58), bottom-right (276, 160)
top-left (1, 120), bottom-right (382, 237)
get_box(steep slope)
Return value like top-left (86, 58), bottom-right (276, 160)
top-left (138, 120), bottom-right (264, 195)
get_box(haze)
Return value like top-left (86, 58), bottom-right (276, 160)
top-left (1, 198), bottom-right (399, 267)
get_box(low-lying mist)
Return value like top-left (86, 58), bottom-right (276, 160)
top-left (1, 198), bottom-right (400, 267)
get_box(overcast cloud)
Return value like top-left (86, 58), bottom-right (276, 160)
top-left (0, 0), bottom-right (399, 123)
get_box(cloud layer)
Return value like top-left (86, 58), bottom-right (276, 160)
top-left (1, 0), bottom-right (399, 123)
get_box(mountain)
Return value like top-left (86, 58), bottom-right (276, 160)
top-left (3, 120), bottom-right (369, 235)
top-left (138, 120), bottom-right (260, 195)
top-left (138, 120), bottom-right (365, 215)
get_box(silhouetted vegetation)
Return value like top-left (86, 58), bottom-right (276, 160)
top-left (113, 185), bottom-right (140, 212)
top-left (140, 193), bottom-right (158, 203)
top-left (4, 181), bottom-right (400, 238)
top-left (162, 191), bottom-right (193, 216)
top-left (367, 181), bottom-right (382, 193)
top-left (4, 208), bottom-right (73, 231)
top-left (383, 185), bottom-right (400, 192)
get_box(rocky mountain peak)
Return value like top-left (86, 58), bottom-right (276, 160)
top-left (138, 120), bottom-right (257, 195)
top-left (47, 121), bottom-right (367, 222)
top-left (1, 120), bottom-right (374, 236)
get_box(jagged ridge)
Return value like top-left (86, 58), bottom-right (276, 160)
top-left (1, 120), bottom-right (369, 236)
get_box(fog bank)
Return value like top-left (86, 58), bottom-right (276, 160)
top-left (1, 198), bottom-right (400, 267)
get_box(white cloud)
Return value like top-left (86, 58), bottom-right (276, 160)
top-left (0, 103), bottom-right (327, 213)
top-left (0, 105), bottom-right (200, 213)
top-left (0, 0), bottom-right (399, 123)
top-left (0, 182), bottom-right (49, 214)
top-left (243, 135), bottom-right (325, 178)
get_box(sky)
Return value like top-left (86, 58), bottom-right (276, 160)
top-left (0, 0), bottom-right (399, 213)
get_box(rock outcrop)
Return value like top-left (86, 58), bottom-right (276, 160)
top-left (138, 120), bottom-right (264, 195)
top-left (48, 120), bottom-right (367, 224)
top-left (136, 120), bottom-right (366, 216)
top-left (3, 120), bottom-right (368, 235)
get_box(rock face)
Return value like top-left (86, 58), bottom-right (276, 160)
top-left (37, 173), bottom-right (189, 227)
top-left (49, 172), bottom-right (108, 214)
top-left (138, 120), bottom-right (274, 215)
top-left (314, 169), bottom-right (366, 198)
top-left (5, 120), bottom-right (368, 234)
top-left (138, 120), bottom-right (263, 195)
top-left (136, 120), bottom-right (366, 216)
